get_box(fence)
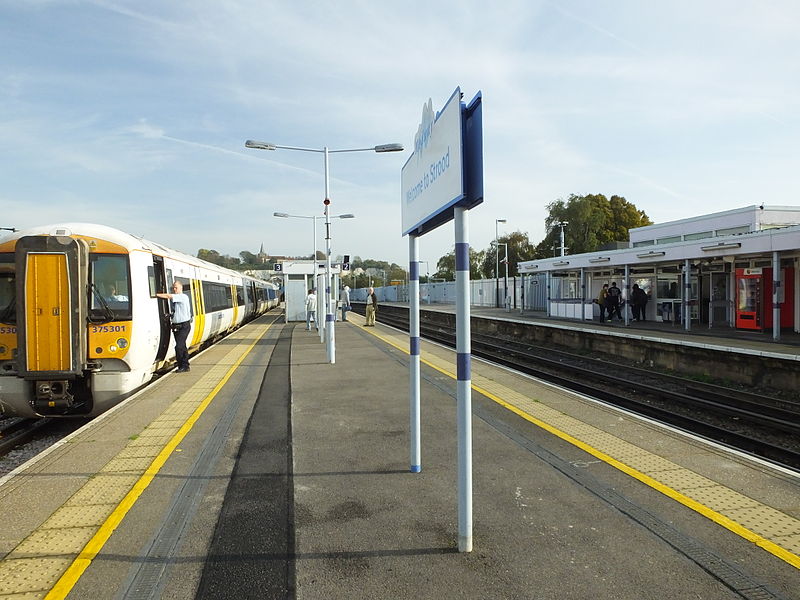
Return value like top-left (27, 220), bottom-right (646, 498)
top-left (351, 273), bottom-right (548, 311)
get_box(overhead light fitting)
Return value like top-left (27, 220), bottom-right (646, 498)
top-left (589, 256), bottom-right (611, 263)
top-left (637, 251), bottom-right (666, 259)
top-left (701, 242), bottom-right (742, 251)
top-left (553, 260), bottom-right (569, 266)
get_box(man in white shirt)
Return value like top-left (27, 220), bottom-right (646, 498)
top-left (305, 288), bottom-right (317, 331)
top-left (340, 285), bottom-right (351, 321)
top-left (157, 281), bottom-right (192, 372)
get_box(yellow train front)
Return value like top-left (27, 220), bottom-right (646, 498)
top-left (0, 223), bottom-right (278, 418)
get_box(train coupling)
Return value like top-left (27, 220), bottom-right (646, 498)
top-left (33, 380), bottom-right (75, 411)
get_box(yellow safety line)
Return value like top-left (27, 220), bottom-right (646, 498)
top-left (353, 314), bottom-right (800, 570)
top-left (45, 317), bottom-right (277, 599)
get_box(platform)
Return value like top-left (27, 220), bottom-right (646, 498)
top-left (0, 310), bottom-right (798, 599)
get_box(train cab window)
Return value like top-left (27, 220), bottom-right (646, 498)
top-left (0, 253), bottom-right (15, 324)
top-left (173, 276), bottom-right (194, 318)
top-left (90, 254), bottom-right (132, 321)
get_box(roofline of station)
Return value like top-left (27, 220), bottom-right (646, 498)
top-left (519, 223), bottom-right (800, 274)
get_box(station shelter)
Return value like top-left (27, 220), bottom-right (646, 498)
top-left (518, 205), bottom-right (800, 341)
top-left (276, 260), bottom-right (341, 323)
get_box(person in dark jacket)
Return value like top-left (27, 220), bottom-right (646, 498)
top-left (631, 283), bottom-right (648, 321)
top-left (607, 282), bottom-right (623, 321)
top-left (596, 284), bottom-right (609, 323)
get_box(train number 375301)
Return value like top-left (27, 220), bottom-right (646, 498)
top-left (91, 325), bottom-right (127, 333)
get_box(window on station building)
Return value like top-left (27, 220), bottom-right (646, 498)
top-left (656, 277), bottom-right (680, 299)
top-left (656, 236), bottom-right (682, 245)
top-left (684, 231), bottom-right (713, 241)
top-left (632, 240), bottom-right (654, 247)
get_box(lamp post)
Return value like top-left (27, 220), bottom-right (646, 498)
top-left (274, 211), bottom-right (354, 343)
top-left (420, 261), bottom-right (431, 303)
top-left (247, 139), bottom-right (403, 364)
top-left (557, 221), bottom-right (568, 257)
top-left (498, 242), bottom-right (509, 308)
top-left (0, 227), bottom-right (17, 232)
top-left (273, 211), bottom-right (354, 264)
top-left (495, 219), bottom-right (506, 307)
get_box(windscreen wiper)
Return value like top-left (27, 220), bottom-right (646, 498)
top-left (88, 283), bottom-right (115, 324)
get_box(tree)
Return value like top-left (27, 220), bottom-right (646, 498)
top-left (479, 231), bottom-right (537, 279)
top-left (436, 246), bottom-right (486, 280)
top-left (239, 250), bottom-right (259, 266)
top-left (536, 194), bottom-right (652, 256)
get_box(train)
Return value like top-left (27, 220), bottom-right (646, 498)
top-left (0, 223), bottom-right (279, 418)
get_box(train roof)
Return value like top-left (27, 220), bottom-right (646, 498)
top-left (0, 223), bottom-right (275, 286)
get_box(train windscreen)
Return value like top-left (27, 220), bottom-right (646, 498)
top-left (89, 254), bottom-right (132, 321)
top-left (0, 253), bottom-right (14, 324)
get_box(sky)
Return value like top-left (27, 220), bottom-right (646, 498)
top-left (1, 0), bottom-right (798, 269)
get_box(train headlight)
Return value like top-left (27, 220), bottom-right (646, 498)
top-left (109, 344), bottom-right (118, 353)
top-left (0, 345), bottom-right (6, 355)
top-left (117, 338), bottom-right (129, 349)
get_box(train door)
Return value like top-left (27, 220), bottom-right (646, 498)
top-left (15, 235), bottom-right (89, 379)
top-left (151, 255), bottom-right (172, 362)
top-left (736, 268), bottom-right (763, 329)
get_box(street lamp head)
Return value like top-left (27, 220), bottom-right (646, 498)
top-left (245, 140), bottom-right (277, 151)
top-left (273, 212), bottom-right (289, 218)
top-left (337, 214), bottom-right (355, 219)
top-left (496, 218), bottom-right (507, 224)
top-left (374, 143), bottom-right (404, 153)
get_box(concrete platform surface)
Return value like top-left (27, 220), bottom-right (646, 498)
top-left (0, 310), bottom-right (798, 599)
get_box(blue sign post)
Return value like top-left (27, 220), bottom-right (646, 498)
top-left (401, 87), bottom-right (483, 553)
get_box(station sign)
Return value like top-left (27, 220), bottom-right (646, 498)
top-left (401, 87), bottom-right (483, 237)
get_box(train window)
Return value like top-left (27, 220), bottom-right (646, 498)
top-left (90, 254), bottom-right (132, 321)
top-left (201, 281), bottom-right (233, 313)
top-left (235, 285), bottom-right (244, 306)
top-left (0, 253), bottom-right (15, 324)
top-left (147, 266), bottom-right (157, 297)
top-left (174, 277), bottom-right (194, 318)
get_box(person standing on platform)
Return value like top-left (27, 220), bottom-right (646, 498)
top-left (340, 285), bottom-right (351, 321)
top-left (607, 281), bottom-right (623, 321)
top-left (156, 281), bottom-right (192, 372)
top-left (305, 288), bottom-right (317, 331)
top-left (596, 284), bottom-right (609, 323)
top-left (631, 283), bottom-right (648, 321)
top-left (365, 287), bottom-right (377, 326)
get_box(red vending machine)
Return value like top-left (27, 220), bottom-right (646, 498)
top-left (736, 268), bottom-right (762, 329)
top-left (735, 267), bottom-right (795, 330)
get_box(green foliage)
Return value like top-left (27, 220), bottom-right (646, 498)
top-left (436, 247), bottom-right (486, 280)
top-left (197, 248), bottom-right (241, 270)
top-left (536, 194), bottom-right (652, 257)
top-left (479, 230), bottom-right (537, 279)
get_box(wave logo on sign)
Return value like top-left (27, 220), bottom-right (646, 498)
top-left (413, 99), bottom-right (435, 161)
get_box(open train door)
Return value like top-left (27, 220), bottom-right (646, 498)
top-left (152, 255), bottom-right (172, 362)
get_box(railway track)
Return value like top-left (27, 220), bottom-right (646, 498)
top-left (0, 417), bottom-right (54, 457)
top-left (356, 305), bottom-right (800, 471)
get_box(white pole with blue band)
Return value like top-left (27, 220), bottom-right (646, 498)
top-left (409, 235), bottom-right (421, 473)
top-left (401, 87), bottom-right (482, 553)
top-left (455, 206), bottom-right (473, 553)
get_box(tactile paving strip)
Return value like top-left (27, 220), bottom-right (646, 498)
top-left (360, 316), bottom-right (800, 569)
top-left (0, 321), bottom-right (273, 599)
